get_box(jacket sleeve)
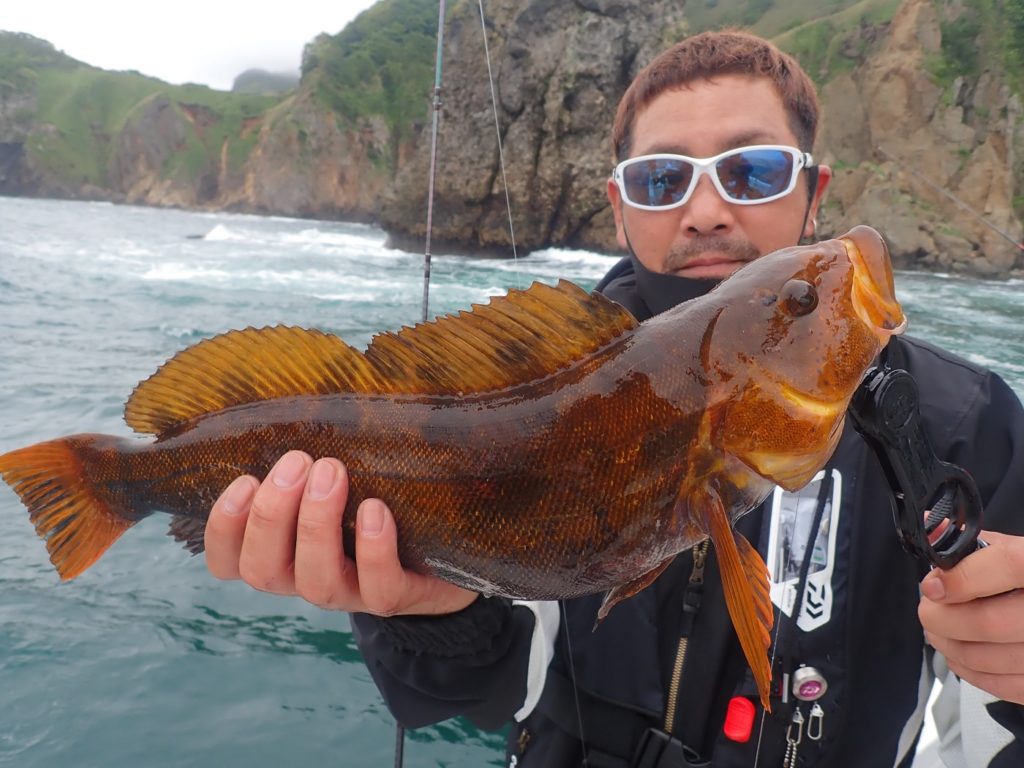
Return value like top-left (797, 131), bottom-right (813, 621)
top-left (350, 596), bottom-right (544, 730)
top-left (909, 341), bottom-right (1024, 765)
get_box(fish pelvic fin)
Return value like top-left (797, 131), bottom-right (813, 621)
top-left (0, 437), bottom-right (136, 580)
top-left (124, 280), bottom-right (638, 436)
top-left (703, 488), bottom-right (774, 712)
top-left (595, 556), bottom-right (675, 629)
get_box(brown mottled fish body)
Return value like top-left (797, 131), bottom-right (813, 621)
top-left (0, 226), bottom-right (906, 709)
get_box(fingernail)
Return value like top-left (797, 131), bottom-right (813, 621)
top-left (272, 451), bottom-right (307, 488)
top-left (359, 501), bottom-right (385, 537)
top-left (921, 575), bottom-right (945, 601)
top-left (221, 476), bottom-right (256, 515)
top-left (308, 460), bottom-right (337, 500)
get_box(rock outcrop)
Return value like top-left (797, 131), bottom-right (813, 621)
top-left (379, 0), bottom-right (688, 254)
top-left (817, 0), bottom-right (1024, 275)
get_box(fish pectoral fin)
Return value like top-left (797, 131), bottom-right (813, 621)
top-left (702, 489), bottom-right (774, 712)
top-left (168, 514), bottom-right (207, 555)
top-left (595, 556), bottom-right (675, 629)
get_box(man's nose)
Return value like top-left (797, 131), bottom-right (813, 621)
top-left (680, 175), bottom-right (736, 235)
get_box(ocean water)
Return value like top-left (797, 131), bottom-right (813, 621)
top-left (0, 196), bottom-right (1021, 767)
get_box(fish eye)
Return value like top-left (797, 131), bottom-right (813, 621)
top-left (782, 279), bottom-right (818, 316)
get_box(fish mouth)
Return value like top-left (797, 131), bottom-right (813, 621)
top-left (840, 226), bottom-right (907, 344)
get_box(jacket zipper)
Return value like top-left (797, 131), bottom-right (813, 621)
top-left (663, 540), bottom-right (709, 733)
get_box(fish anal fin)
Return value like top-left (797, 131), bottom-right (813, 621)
top-left (595, 556), bottom-right (675, 629)
top-left (703, 489), bottom-right (774, 712)
top-left (168, 515), bottom-right (207, 555)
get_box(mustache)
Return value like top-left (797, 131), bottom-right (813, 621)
top-left (664, 236), bottom-right (761, 271)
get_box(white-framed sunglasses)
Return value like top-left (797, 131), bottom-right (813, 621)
top-left (612, 144), bottom-right (814, 210)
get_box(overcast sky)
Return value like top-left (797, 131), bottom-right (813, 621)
top-left (3, 1), bottom-right (382, 90)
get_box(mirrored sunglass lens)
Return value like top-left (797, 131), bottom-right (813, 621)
top-left (622, 158), bottom-right (693, 207)
top-left (716, 149), bottom-right (794, 201)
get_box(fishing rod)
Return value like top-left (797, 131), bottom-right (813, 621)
top-left (420, 0), bottom-right (448, 324)
top-left (400, 0), bottom-right (524, 762)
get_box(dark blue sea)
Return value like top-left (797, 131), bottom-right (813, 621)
top-left (1, 196), bottom-right (1021, 767)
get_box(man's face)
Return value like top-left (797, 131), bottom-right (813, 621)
top-left (607, 74), bottom-right (832, 280)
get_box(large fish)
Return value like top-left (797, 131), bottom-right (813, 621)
top-left (0, 225), bottom-right (904, 708)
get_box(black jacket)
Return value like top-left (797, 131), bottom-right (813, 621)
top-left (352, 255), bottom-right (1024, 767)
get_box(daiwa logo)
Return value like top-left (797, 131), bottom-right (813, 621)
top-left (765, 469), bottom-right (842, 632)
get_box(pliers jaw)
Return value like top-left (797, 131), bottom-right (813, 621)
top-left (848, 366), bottom-right (984, 570)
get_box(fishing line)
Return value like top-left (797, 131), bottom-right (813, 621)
top-left (476, 0), bottom-right (521, 285)
top-left (877, 145), bottom-right (1024, 254)
top-left (559, 599), bottom-right (591, 768)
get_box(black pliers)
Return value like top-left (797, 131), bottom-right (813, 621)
top-left (848, 366), bottom-right (985, 570)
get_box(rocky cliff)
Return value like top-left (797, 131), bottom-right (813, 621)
top-left (382, 0), bottom-right (1023, 274)
top-left (817, 0), bottom-right (1024, 275)
top-left (379, 0), bottom-right (688, 254)
top-left (1, 0), bottom-right (1022, 275)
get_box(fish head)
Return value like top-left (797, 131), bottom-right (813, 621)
top-left (706, 225), bottom-right (906, 491)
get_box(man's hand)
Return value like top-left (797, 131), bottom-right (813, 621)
top-left (919, 531), bottom-right (1024, 704)
top-left (204, 450), bottom-right (478, 617)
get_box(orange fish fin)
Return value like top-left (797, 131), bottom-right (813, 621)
top-left (169, 515), bottom-right (207, 555)
top-left (125, 282), bottom-right (636, 435)
top-left (125, 326), bottom-right (388, 435)
top-left (365, 279), bottom-right (638, 395)
top-left (595, 556), bottom-right (674, 628)
top-left (703, 490), bottom-right (774, 712)
top-left (0, 439), bottom-right (135, 580)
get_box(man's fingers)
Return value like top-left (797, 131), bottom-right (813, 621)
top-left (354, 498), bottom-right (410, 616)
top-left (920, 531), bottom-right (1024, 604)
top-left (920, 587), bottom-right (1024, 643)
top-left (293, 459), bottom-right (359, 610)
top-left (238, 450), bottom-right (312, 594)
top-left (205, 475), bottom-right (258, 580)
top-left (927, 634), bottom-right (1024, 676)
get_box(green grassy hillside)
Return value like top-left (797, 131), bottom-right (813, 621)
top-left (0, 32), bottom-right (280, 188)
top-left (300, 0), bottom-right (444, 141)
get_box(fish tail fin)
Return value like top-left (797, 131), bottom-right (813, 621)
top-left (703, 489), bottom-right (775, 712)
top-left (0, 436), bottom-right (138, 580)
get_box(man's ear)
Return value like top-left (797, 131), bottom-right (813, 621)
top-left (607, 177), bottom-right (629, 249)
top-left (804, 164), bottom-right (833, 239)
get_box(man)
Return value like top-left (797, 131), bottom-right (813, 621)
top-left (204, 31), bottom-right (1024, 766)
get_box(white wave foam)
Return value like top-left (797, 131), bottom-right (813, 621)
top-left (203, 224), bottom-right (246, 242)
top-left (142, 263), bottom-right (232, 282)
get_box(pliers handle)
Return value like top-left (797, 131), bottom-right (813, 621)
top-left (848, 366), bottom-right (984, 570)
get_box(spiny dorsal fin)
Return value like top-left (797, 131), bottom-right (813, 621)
top-left (124, 280), bottom-right (637, 436)
top-left (365, 279), bottom-right (637, 394)
top-left (124, 326), bottom-right (389, 435)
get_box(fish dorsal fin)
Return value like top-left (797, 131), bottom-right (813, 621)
top-left (364, 279), bottom-right (637, 394)
top-left (124, 280), bottom-right (636, 435)
top-left (124, 326), bottom-right (389, 435)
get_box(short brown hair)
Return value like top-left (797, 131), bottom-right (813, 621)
top-left (612, 30), bottom-right (820, 161)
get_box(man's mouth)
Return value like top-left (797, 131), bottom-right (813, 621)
top-left (664, 238), bottom-right (761, 278)
top-left (669, 253), bottom-right (752, 279)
